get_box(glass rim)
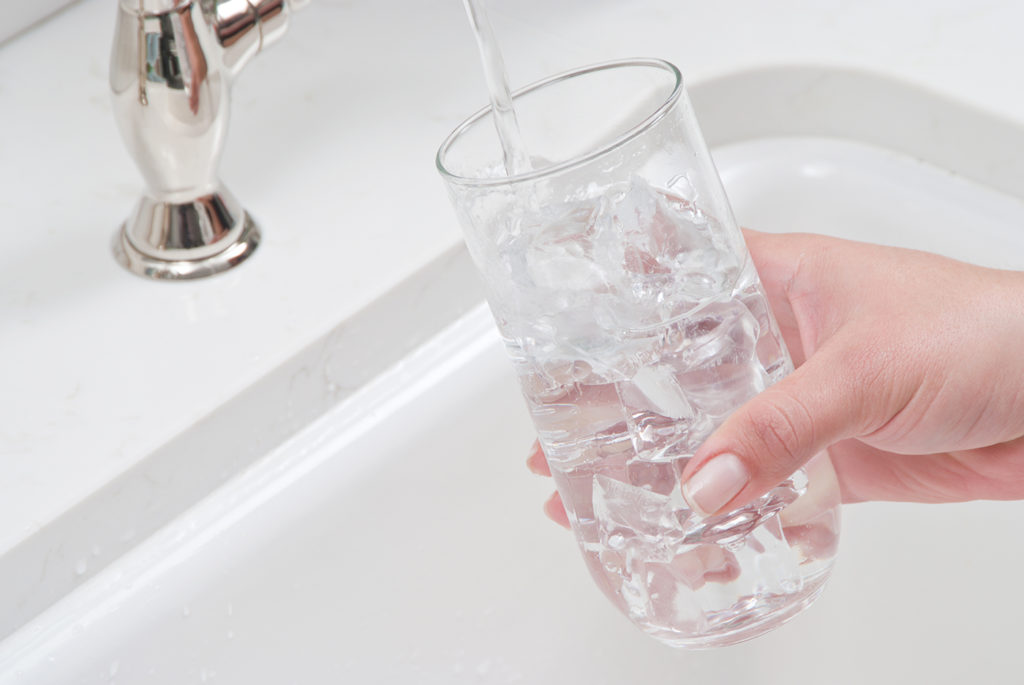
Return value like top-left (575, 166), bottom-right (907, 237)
top-left (435, 57), bottom-right (684, 188)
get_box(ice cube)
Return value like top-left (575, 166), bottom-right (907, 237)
top-left (615, 365), bottom-right (706, 462)
top-left (525, 238), bottom-right (603, 292)
top-left (625, 458), bottom-right (679, 496)
top-left (746, 517), bottom-right (804, 595)
top-left (659, 544), bottom-right (742, 591)
top-left (676, 300), bottom-right (759, 368)
top-left (593, 475), bottom-right (692, 558)
top-left (629, 365), bottom-right (694, 420)
top-left (735, 280), bottom-right (793, 380)
top-left (665, 173), bottom-right (698, 202)
top-left (527, 381), bottom-right (627, 453)
top-left (612, 179), bottom-right (712, 264)
top-left (673, 300), bottom-right (765, 418)
top-left (520, 204), bottom-right (606, 291)
top-left (642, 558), bottom-right (709, 631)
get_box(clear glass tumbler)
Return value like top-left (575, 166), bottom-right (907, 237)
top-left (436, 59), bottom-right (841, 648)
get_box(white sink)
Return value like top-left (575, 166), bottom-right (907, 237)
top-left (4, 69), bottom-right (1024, 684)
top-left (0, 0), bottom-right (77, 45)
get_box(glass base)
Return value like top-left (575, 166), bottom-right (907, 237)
top-left (645, 565), bottom-right (834, 649)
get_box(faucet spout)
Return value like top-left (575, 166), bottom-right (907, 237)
top-left (206, 0), bottom-right (291, 76)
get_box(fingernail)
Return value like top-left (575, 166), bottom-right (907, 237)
top-left (683, 453), bottom-right (749, 516)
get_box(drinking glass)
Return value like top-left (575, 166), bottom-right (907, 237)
top-left (436, 58), bottom-right (841, 648)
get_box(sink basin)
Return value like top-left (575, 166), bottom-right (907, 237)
top-left (4, 68), bottom-right (1024, 683)
top-left (0, 0), bottom-right (76, 45)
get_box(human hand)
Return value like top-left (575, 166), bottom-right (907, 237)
top-left (529, 231), bottom-right (1024, 525)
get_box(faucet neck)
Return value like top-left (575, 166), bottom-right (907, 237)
top-left (119, 0), bottom-right (191, 13)
top-left (118, 0), bottom-right (291, 77)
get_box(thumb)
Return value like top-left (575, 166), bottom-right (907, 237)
top-left (680, 341), bottom-right (870, 516)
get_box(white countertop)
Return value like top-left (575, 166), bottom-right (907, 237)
top-left (3, 0), bottom-right (1024, 637)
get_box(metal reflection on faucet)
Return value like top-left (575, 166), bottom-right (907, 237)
top-left (111, 0), bottom-right (302, 280)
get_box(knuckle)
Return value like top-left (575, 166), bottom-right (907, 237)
top-left (840, 337), bottom-right (907, 435)
top-left (740, 392), bottom-right (815, 475)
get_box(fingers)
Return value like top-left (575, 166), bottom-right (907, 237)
top-left (525, 441), bottom-right (569, 528)
top-left (543, 492), bottom-right (570, 529)
top-left (681, 340), bottom-right (872, 516)
top-left (829, 435), bottom-right (1024, 504)
top-left (525, 440), bottom-right (550, 476)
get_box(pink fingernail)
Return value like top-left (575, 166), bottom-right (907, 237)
top-left (683, 453), bottom-right (749, 516)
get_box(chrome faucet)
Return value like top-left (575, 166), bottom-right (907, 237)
top-left (110, 0), bottom-right (307, 280)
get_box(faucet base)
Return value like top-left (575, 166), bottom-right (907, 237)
top-left (113, 190), bottom-right (262, 280)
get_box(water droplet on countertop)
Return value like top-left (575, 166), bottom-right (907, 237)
top-left (75, 559), bottom-right (88, 576)
top-left (109, 660), bottom-right (119, 677)
top-left (182, 605), bottom-right (191, 618)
